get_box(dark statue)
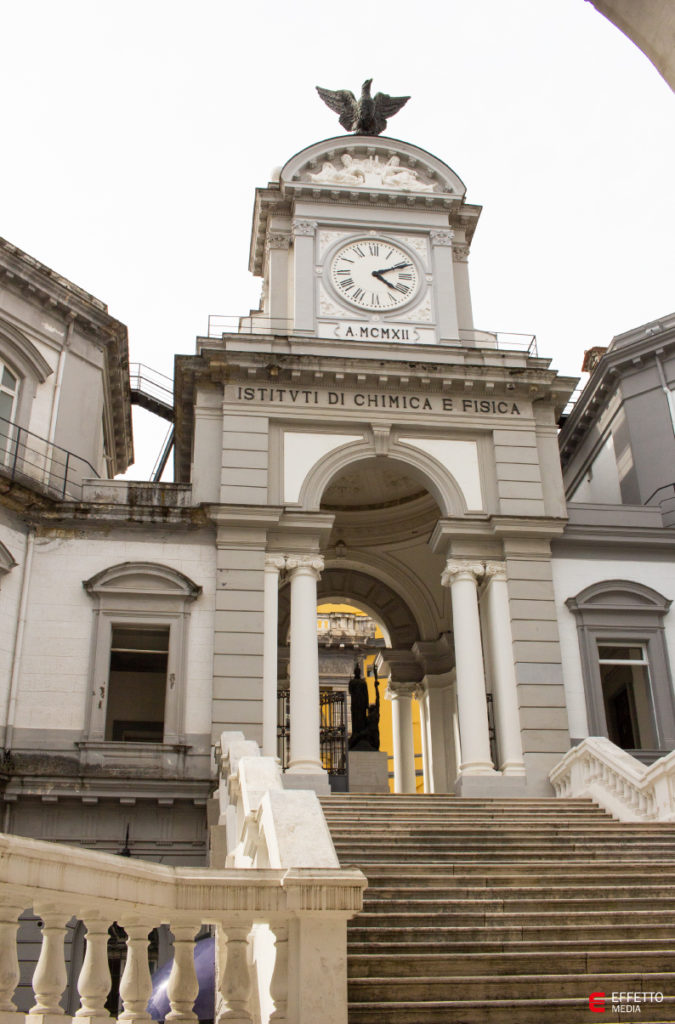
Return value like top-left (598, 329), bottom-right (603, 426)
top-left (348, 662), bottom-right (381, 751)
top-left (316, 79), bottom-right (410, 136)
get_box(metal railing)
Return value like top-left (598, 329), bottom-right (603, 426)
top-left (128, 363), bottom-right (174, 420)
top-left (207, 314), bottom-right (538, 355)
top-left (0, 417), bottom-right (99, 500)
top-left (277, 688), bottom-right (347, 778)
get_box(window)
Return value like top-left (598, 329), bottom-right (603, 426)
top-left (105, 626), bottom-right (170, 742)
top-left (0, 359), bottom-right (19, 462)
top-left (597, 644), bottom-right (657, 750)
top-left (567, 580), bottom-right (675, 756)
top-left (82, 562), bottom-right (201, 768)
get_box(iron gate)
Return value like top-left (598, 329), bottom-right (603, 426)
top-left (277, 689), bottom-right (348, 778)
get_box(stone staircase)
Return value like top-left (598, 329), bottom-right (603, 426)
top-left (318, 794), bottom-right (675, 1023)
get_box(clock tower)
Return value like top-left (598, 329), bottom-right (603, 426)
top-left (244, 134), bottom-right (480, 346)
top-left (182, 108), bottom-right (575, 801)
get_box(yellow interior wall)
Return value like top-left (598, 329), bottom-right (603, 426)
top-left (318, 602), bottom-right (424, 792)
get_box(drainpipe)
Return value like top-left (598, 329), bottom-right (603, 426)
top-left (46, 313), bottom-right (75, 453)
top-left (4, 528), bottom-right (35, 751)
top-left (654, 351), bottom-right (675, 437)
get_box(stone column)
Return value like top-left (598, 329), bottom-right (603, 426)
top-left (430, 230), bottom-right (459, 341)
top-left (286, 555), bottom-right (326, 777)
top-left (265, 232), bottom-right (290, 329)
top-left (415, 683), bottom-right (431, 793)
top-left (441, 560), bottom-right (495, 775)
top-left (291, 220), bottom-right (317, 333)
top-left (263, 555), bottom-right (286, 758)
top-left (483, 562), bottom-right (525, 775)
top-left (451, 238), bottom-right (474, 331)
top-left (388, 683), bottom-right (417, 793)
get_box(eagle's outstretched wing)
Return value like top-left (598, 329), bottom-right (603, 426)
top-left (316, 86), bottom-right (357, 132)
top-left (372, 92), bottom-right (410, 134)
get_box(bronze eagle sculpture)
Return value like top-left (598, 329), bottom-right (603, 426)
top-left (316, 79), bottom-right (410, 136)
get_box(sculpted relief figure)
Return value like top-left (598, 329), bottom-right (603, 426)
top-left (308, 152), bottom-right (436, 192)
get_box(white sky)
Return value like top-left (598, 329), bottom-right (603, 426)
top-left (2, 0), bottom-right (673, 476)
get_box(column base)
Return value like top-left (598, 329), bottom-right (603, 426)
top-left (282, 771), bottom-right (331, 796)
top-left (28, 1016), bottom-right (74, 1024)
top-left (501, 761), bottom-right (527, 776)
top-left (459, 760), bottom-right (498, 776)
top-left (454, 773), bottom-right (528, 798)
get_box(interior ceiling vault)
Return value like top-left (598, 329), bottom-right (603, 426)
top-left (278, 567), bottom-right (421, 648)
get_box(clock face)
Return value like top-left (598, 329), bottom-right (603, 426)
top-left (330, 238), bottom-right (420, 311)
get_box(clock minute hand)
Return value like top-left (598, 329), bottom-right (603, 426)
top-left (381, 260), bottom-right (412, 272)
top-left (372, 270), bottom-right (396, 290)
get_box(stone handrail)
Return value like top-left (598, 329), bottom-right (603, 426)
top-left (549, 736), bottom-right (675, 821)
top-left (215, 731), bottom-right (345, 871)
top-left (0, 730), bottom-right (366, 1024)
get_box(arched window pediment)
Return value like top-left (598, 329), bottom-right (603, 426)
top-left (567, 580), bottom-right (671, 619)
top-left (83, 561), bottom-right (201, 600)
top-left (0, 318), bottom-right (53, 383)
top-left (0, 540), bottom-right (17, 577)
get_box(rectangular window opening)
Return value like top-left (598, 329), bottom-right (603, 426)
top-left (105, 626), bottom-right (169, 742)
top-left (598, 642), bottom-right (657, 750)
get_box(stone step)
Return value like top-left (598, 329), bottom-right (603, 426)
top-left (347, 996), bottom-right (675, 1024)
top-left (328, 823), bottom-right (675, 834)
top-left (364, 883), bottom-right (675, 900)
top-left (354, 858), bottom-right (675, 876)
top-left (332, 833), bottom-right (675, 844)
top-left (361, 869), bottom-right (673, 886)
top-left (348, 948), bottom-right (675, 978)
top-left (348, 936), bottom-right (675, 955)
top-left (356, 907), bottom-right (675, 928)
top-left (348, 922), bottom-right (675, 944)
top-left (347, 970), bottom-right (675, 1002)
top-left (363, 895), bottom-right (675, 913)
top-left (335, 850), bottom-right (675, 865)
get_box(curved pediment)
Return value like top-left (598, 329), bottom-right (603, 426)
top-left (280, 136), bottom-right (466, 202)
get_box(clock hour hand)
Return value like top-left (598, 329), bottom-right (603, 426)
top-left (371, 270), bottom-right (396, 289)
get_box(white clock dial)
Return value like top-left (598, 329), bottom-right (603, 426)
top-left (330, 238), bottom-right (420, 311)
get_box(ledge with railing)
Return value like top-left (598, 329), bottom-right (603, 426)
top-left (0, 417), bottom-right (99, 501)
top-left (206, 315), bottom-right (538, 355)
top-left (549, 736), bottom-right (675, 821)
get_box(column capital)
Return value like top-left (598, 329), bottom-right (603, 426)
top-left (264, 553), bottom-right (287, 573)
top-left (452, 243), bottom-right (470, 263)
top-left (266, 231), bottom-right (291, 252)
top-left (441, 559), bottom-right (484, 587)
top-left (292, 218), bottom-right (317, 237)
top-left (386, 681), bottom-right (417, 700)
top-left (286, 554), bottom-right (324, 579)
top-left (430, 228), bottom-right (454, 247)
top-left (483, 561), bottom-right (507, 583)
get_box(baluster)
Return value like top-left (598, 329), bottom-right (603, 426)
top-left (75, 917), bottom-right (112, 1024)
top-left (0, 903), bottom-right (24, 1022)
top-left (29, 908), bottom-right (69, 1022)
top-left (118, 923), bottom-right (152, 1024)
top-left (269, 923), bottom-right (288, 1023)
top-left (165, 924), bottom-right (200, 1023)
top-left (217, 925), bottom-right (253, 1023)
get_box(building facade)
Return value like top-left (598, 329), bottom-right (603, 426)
top-left (1, 132), bottom-right (674, 879)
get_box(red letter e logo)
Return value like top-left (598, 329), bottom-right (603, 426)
top-left (589, 992), bottom-right (606, 1013)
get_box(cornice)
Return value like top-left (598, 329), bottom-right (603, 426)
top-left (188, 338), bottom-right (563, 398)
top-left (0, 238), bottom-right (133, 474)
top-left (559, 314), bottom-right (675, 465)
top-left (553, 524), bottom-right (675, 553)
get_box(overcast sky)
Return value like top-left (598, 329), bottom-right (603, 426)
top-left (2, 1), bottom-right (673, 476)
